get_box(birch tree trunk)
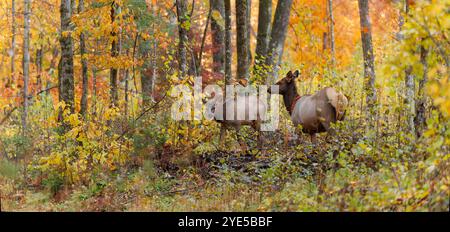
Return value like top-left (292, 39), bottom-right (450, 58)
top-left (210, 0), bottom-right (225, 75)
top-left (22, 0), bottom-right (31, 134)
top-left (405, 66), bottom-right (416, 135)
top-left (357, 0), bottom-right (377, 120)
top-left (236, 0), bottom-right (250, 81)
top-left (265, 0), bottom-right (293, 84)
top-left (224, 0), bottom-right (232, 85)
top-left (404, 0), bottom-right (416, 136)
top-left (327, 0), bottom-right (336, 78)
top-left (59, 0), bottom-right (75, 116)
top-left (10, 0), bottom-right (16, 86)
top-left (79, 0), bottom-right (89, 117)
top-left (150, 4), bottom-right (157, 102)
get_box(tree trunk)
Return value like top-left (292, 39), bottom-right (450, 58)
top-left (92, 38), bottom-right (100, 115)
top-left (139, 27), bottom-right (156, 107)
top-left (141, 65), bottom-right (153, 107)
top-left (110, 2), bottom-right (119, 107)
top-left (395, 0), bottom-right (405, 40)
top-left (210, 0), bottom-right (225, 75)
top-left (59, 0), bottom-right (75, 115)
top-left (236, 0), bottom-right (250, 81)
top-left (71, 0), bottom-right (76, 15)
top-left (176, 0), bottom-right (188, 79)
top-left (224, 0), bottom-right (232, 85)
top-left (327, 0), bottom-right (336, 77)
top-left (322, 32), bottom-right (328, 51)
top-left (138, 37), bottom-right (153, 107)
top-left (265, 0), bottom-right (294, 84)
top-left (36, 34), bottom-right (43, 92)
top-left (79, 0), bottom-right (89, 117)
top-left (151, 40), bottom-right (157, 99)
top-left (124, 67), bottom-right (129, 116)
top-left (405, 67), bottom-right (415, 135)
top-left (22, 0), bottom-right (31, 134)
top-left (196, 7), bottom-right (211, 74)
top-left (187, 1), bottom-right (199, 77)
top-left (404, 0), bottom-right (415, 136)
top-left (415, 43), bottom-right (428, 138)
top-left (150, 4), bottom-right (157, 102)
top-left (255, 0), bottom-right (271, 64)
top-left (246, 0), bottom-right (252, 65)
top-left (10, 0), bottom-right (16, 87)
top-left (357, 0), bottom-right (377, 119)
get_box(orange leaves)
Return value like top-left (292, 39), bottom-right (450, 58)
top-left (286, 0), bottom-right (397, 77)
top-left (87, 53), bottom-right (134, 71)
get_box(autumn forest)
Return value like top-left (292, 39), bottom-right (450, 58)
top-left (0, 0), bottom-right (448, 211)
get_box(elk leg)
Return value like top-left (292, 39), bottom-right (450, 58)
top-left (321, 121), bottom-right (335, 143)
top-left (257, 131), bottom-right (263, 150)
top-left (219, 124), bottom-right (226, 148)
top-left (253, 121), bottom-right (263, 150)
top-left (310, 133), bottom-right (317, 144)
top-left (234, 127), bottom-right (247, 151)
top-left (297, 133), bottom-right (302, 146)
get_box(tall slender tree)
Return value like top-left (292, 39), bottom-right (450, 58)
top-left (357, 0), bottom-right (377, 120)
top-left (149, 3), bottom-right (158, 104)
top-left (327, 0), bottom-right (336, 78)
top-left (10, 0), bottom-right (16, 86)
top-left (236, 0), bottom-right (250, 81)
top-left (265, 0), bottom-right (294, 84)
top-left (110, 1), bottom-right (119, 107)
top-left (210, 0), bottom-right (225, 75)
top-left (415, 43), bottom-right (428, 137)
top-left (59, 0), bottom-right (75, 116)
top-left (246, 0), bottom-right (252, 64)
top-left (403, 0), bottom-right (415, 135)
top-left (176, 0), bottom-right (188, 79)
top-left (141, 61), bottom-right (154, 107)
top-left (22, 0), bottom-right (31, 134)
top-left (255, 0), bottom-right (271, 65)
top-left (131, 0), bottom-right (154, 107)
top-left (224, 0), bottom-right (232, 85)
top-left (36, 33), bottom-right (43, 92)
top-left (79, 0), bottom-right (89, 117)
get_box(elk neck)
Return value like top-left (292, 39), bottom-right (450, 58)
top-left (282, 82), bottom-right (300, 116)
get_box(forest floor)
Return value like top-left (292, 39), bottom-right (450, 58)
top-left (1, 122), bottom-right (447, 212)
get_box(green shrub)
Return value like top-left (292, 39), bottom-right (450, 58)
top-left (42, 173), bottom-right (64, 196)
top-left (0, 158), bottom-right (20, 179)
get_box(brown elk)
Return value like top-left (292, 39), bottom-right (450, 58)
top-left (210, 81), bottom-right (267, 150)
top-left (268, 70), bottom-right (348, 143)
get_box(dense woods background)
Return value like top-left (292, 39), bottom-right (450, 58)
top-left (0, 0), bottom-right (449, 211)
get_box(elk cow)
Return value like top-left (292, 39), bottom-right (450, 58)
top-left (210, 81), bottom-right (267, 150)
top-left (268, 70), bottom-right (348, 143)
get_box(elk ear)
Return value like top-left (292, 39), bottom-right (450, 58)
top-left (238, 79), bottom-right (248, 87)
top-left (286, 70), bottom-right (293, 77)
top-left (344, 94), bottom-right (351, 102)
top-left (286, 71), bottom-right (293, 81)
top-left (293, 70), bottom-right (300, 78)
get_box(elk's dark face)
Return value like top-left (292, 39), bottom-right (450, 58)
top-left (268, 70), bottom-right (299, 94)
